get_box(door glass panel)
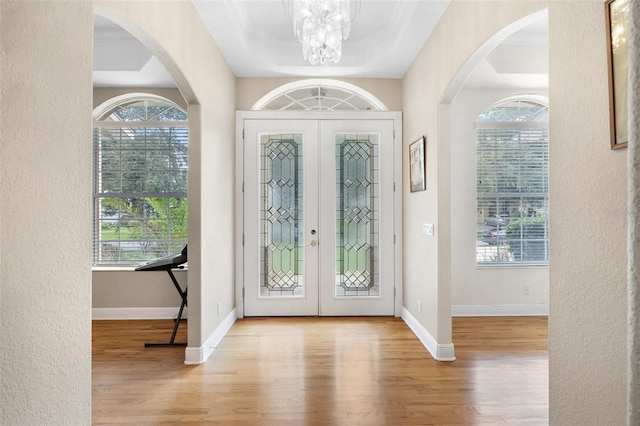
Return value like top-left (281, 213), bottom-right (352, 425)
top-left (260, 133), bottom-right (304, 297)
top-left (335, 134), bottom-right (379, 297)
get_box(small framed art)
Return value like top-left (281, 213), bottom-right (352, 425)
top-left (409, 136), bottom-right (426, 192)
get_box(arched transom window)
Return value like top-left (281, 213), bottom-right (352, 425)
top-left (476, 97), bottom-right (549, 265)
top-left (251, 79), bottom-right (388, 111)
top-left (93, 95), bottom-right (188, 265)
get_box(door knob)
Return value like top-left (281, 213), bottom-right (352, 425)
top-left (310, 240), bottom-right (318, 246)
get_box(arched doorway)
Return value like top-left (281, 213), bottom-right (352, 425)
top-left (440, 10), bottom-right (549, 345)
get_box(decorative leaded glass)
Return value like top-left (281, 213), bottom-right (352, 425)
top-left (259, 84), bottom-right (384, 111)
top-left (335, 134), bottom-right (379, 297)
top-left (101, 99), bottom-right (187, 122)
top-left (260, 134), bottom-right (304, 297)
top-left (476, 100), bottom-right (548, 123)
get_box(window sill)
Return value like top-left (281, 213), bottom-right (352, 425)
top-left (92, 266), bottom-right (188, 272)
top-left (476, 263), bottom-right (548, 269)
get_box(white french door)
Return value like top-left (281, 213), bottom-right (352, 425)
top-left (240, 115), bottom-right (397, 316)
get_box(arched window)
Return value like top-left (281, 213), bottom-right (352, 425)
top-left (93, 95), bottom-right (188, 265)
top-left (476, 97), bottom-right (549, 265)
top-left (251, 79), bottom-right (388, 111)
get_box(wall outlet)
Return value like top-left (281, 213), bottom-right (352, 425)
top-left (217, 301), bottom-right (221, 315)
top-left (423, 223), bottom-right (434, 236)
top-left (418, 300), bottom-right (422, 313)
top-left (523, 286), bottom-right (530, 296)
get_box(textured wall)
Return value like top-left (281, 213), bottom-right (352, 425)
top-left (548, 2), bottom-right (627, 424)
top-left (0, 2), bottom-right (93, 424)
top-left (630, 1), bottom-right (640, 422)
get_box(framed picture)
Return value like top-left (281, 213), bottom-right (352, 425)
top-left (409, 136), bottom-right (426, 192)
top-left (606, 0), bottom-right (629, 149)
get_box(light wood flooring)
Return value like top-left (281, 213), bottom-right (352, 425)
top-left (92, 316), bottom-right (548, 425)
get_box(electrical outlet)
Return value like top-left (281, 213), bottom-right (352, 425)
top-left (418, 300), bottom-right (422, 313)
top-left (423, 223), bottom-right (434, 236)
top-left (523, 286), bottom-right (530, 296)
top-left (217, 302), bottom-right (221, 315)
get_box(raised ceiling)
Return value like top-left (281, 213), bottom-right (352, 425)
top-left (93, 2), bottom-right (548, 89)
top-left (192, 0), bottom-right (449, 78)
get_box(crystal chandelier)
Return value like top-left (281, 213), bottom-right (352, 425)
top-left (285, 0), bottom-right (360, 66)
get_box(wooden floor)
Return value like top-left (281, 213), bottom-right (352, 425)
top-left (92, 316), bottom-right (548, 425)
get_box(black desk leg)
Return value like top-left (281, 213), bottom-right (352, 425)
top-left (145, 269), bottom-right (187, 347)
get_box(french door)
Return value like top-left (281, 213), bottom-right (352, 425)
top-left (240, 115), bottom-right (398, 316)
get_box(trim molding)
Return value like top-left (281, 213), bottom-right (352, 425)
top-left (401, 307), bottom-right (456, 362)
top-left (184, 308), bottom-right (237, 365)
top-left (92, 307), bottom-right (188, 320)
top-left (452, 304), bottom-right (549, 317)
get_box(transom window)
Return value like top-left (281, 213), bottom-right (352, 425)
top-left (476, 97), bottom-right (549, 265)
top-left (93, 95), bottom-right (188, 265)
top-left (251, 79), bottom-right (388, 111)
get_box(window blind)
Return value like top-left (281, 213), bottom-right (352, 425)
top-left (92, 125), bottom-right (188, 265)
top-left (476, 126), bottom-right (549, 264)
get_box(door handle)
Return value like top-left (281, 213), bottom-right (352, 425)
top-left (310, 240), bottom-right (318, 246)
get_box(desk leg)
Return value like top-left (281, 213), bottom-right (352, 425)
top-left (145, 269), bottom-right (187, 347)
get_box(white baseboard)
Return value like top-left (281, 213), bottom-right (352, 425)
top-left (452, 304), bottom-right (549, 317)
top-left (184, 308), bottom-right (237, 365)
top-left (401, 307), bottom-right (456, 362)
top-left (92, 307), bottom-right (188, 320)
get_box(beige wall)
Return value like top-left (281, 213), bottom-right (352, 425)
top-left (3, 0), bottom-right (238, 421)
top-left (548, 1), bottom-right (627, 423)
top-left (1, 1), bottom-right (93, 423)
top-left (402, 0), bottom-right (547, 346)
top-left (92, 269), bottom-right (187, 310)
top-left (404, 0), bottom-right (627, 423)
top-left (236, 77), bottom-right (402, 111)
top-left (95, 1), bottom-right (237, 356)
top-left (2, 1), bottom-right (628, 423)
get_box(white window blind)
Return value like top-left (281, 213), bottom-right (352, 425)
top-left (93, 98), bottom-right (187, 265)
top-left (476, 101), bottom-right (549, 265)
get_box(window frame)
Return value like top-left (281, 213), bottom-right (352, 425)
top-left (92, 95), bottom-right (188, 266)
top-left (475, 97), bottom-right (549, 267)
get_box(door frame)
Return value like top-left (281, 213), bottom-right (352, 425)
top-left (235, 110), bottom-right (403, 318)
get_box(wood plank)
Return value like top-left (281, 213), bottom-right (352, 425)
top-left (92, 316), bottom-right (548, 425)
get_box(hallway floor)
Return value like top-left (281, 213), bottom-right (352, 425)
top-left (92, 316), bottom-right (548, 425)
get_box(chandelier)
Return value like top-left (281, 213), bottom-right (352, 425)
top-left (284, 0), bottom-right (360, 66)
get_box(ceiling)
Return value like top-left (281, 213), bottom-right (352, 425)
top-left (93, 1), bottom-right (548, 89)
